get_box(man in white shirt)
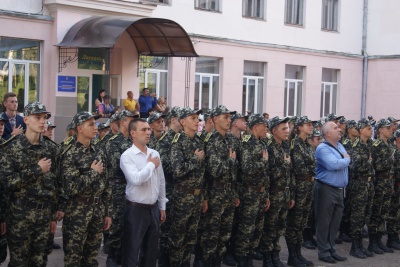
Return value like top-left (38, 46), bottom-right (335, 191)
top-left (120, 118), bottom-right (167, 267)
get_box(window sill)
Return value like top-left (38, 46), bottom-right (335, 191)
top-left (284, 23), bottom-right (304, 28)
top-left (194, 8), bottom-right (222, 13)
top-left (140, 0), bottom-right (170, 6)
top-left (242, 16), bottom-right (265, 21)
top-left (321, 28), bottom-right (339, 33)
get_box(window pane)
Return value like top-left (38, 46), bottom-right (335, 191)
top-left (320, 84), bottom-right (324, 117)
top-left (324, 85), bottom-right (331, 116)
top-left (160, 72), bottom-right (168, 99)
top-left (285, 65), bottom-right (303, 79)
top-left (242, 78), bottom-right (247, 114)
top-left (29, 63), bottom-right (39, 103)
top-left (0, 61), bottom-right (9, 103)
top-left (196, 0), bottom-right (220, 11)
top-left (297, 82), bottom-right (302, 115)
top-left (77, 76), bottom-right (90, 112)
top-left (202, 76), bottom-right (211, 110)
top-left (332, 84), bottom-right (337, 114)
top-left (322, 68), bottom-right (338, 82)
top-left (146, 72), bottom-right (157, 95)
top-left (195, 75), bottom-right (200, 110)
top-left (257, 78), bottom-right (264, 114)
top-left (0, 37), bottom-right (40, 61)
top-left (247, 79), bottom-right (256, 113)
top-left (244, 61), bottom-right (264, 76)
top-left (196, 57), bottom-right (219, 74)
top-left (286, 0), bottom-right (303, 25)
top-left (12, 63), bottom-right (25, 113)
top-left (212, 76), bottom-right (219, 107)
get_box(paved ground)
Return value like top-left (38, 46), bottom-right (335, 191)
top-left (2, 224), bottom-right (400, 266)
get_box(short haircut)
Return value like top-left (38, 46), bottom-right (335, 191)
top-left (321, 122), bottom-right (332, 138)
top-left (128, 118), bottom-right (147, 133)
top-left (142, 88), bottom-right (149, 92)
top-left (3, 92), bottom-right (16, 102)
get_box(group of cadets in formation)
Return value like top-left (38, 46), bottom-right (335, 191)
top-left (0, 99), bottom-right (400, 267)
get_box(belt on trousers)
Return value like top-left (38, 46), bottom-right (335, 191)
top-left (242, 183), bottom-right (265, 193)
top-left (12, 197), bottom-right (51, 210)
top-left (316, 180), bottom-right (343, 190)
top-left (375, 172), bottom-right (393, 179)
top-left (174, 185), bottom-right (202, 196)
top-left (126, 200), bottom-right (157, 209)
top-left (356, 175), bottom-right (372, 182)
top-left (73, 195), bottom-right (101, 205)
top-left (295, 176), bottom-right (314, 182)
top-left (212, 180), bottom-right (232, 190)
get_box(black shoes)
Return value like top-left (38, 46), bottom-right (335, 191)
top-left (350, 239), bottom-right (366, 259)
top-left (302, 240), bottom-right (316, 250)
top-left (318, 256), bottom-right (336, 264)
top-left (331, 252), bottom-right (347, 261)
top-left (339, 232), bottom-right (352, 243)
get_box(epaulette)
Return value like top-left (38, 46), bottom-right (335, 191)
top-left (352, 138), bottom-right (359, 147)
top-left (342, 139), bottom-right (349, 145)
top-left (373, 140), bottom-right (381, 147)
top-left (267, 139), bottom-right (272, 146)
top-left (172, 133), bottom-right (180, 143)
top-left (64, 136), bottom-right (73, 145)
top-left (62, 144), bottom-right (72, 155)
top-left (196, 132), bottom-right (202, 137)
top-left (1, 135), bottom-right (16, 146)
top-left (290, 139), bottom-right (295, 150)
top-left (93, 139), bottom-right (101, 145)
top-left (242, 134), bottom-right (251, 142)
top-left (109, 134), bottom-right (118, 141)
top-left (159, 132), bottom-right (168, 141)
top-left (204, 132), bottom-right (213, 142)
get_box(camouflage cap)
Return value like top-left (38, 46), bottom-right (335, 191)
top-left (211, 105), bottom-right (236, 118)
top-left (231, 112), bottom-right (245, 123)
top-left (0, 113), bottom-right (7, 121)
top-left (288, 116), bottom-right (298, 124)
top-left (387, 116), bottom-right (399, 123)
top-left (338, 117), bottom-right (347, 124)
top-left (357, 118), bottom-right (371, 130)
top-left (147, 112), bottom-right (166, 124)
top-left (109, 113), bottom-right (120, 123)
top-left (247, 114), bottom-right (268, 128)
top-left (66, 121), bottom-right (75, 131)
top-left (166, 106), bottom-right (181, 120)
top-left (269, 116), bottom-right (290, 131)
top-left (203, 110), bottom-right (211, 121)
top-left (46, 121), bottom-right (56, 128)
top-left (313, 120), bottom-right (323, 128)
top-left (72, 111), bottom-right (101, 127)
top-left (295, 116), bottom-right (317, 128)
top-left (375, 118), bottom-right (392, 130)
top-left (97, 123), bottom-right (110, 131)
top-left (325, 113), bottom-right (343, 122)
top-left (345, 120), bottom-right (357, 131)
top-left (310, 128), bottom-right (322, 138)
top-left (179, 107), bottom-right (202, 120)
top-left (119, 110), bottom-right (139, 120)
top-left (394, 129), bottom-right (400, 139)
top-left (24, 102), bottom-right (51, 118)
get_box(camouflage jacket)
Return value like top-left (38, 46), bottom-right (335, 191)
top-left (59, 141), bottom-right (112, 216)
top-left (342, 137), bottom-right (355, 154)
top-left (204, 130), bottom-right (239, 199)
top-left (104, 132), bottom-right (132, 181)
top-left (239, 134), bottom-right (269, 198)
top-left (0, 138), bottom-right (6, 222)
top-left (394, 146), bottom-right (400, 194)
top-left (94, 131), bottom-right (114, 153)
top-left (290, 136), bottom-right (316, 177)
top-left (267, 137), bottom-right (294, 199)
top-left (1, 134), bottom-right (61, 215)
top-left (156, 129), bottom-right (178, 185)
top-left (372, 138), bottom-right (395, 177)
top-left (148, 132), bottom-right (159, 150)
top-left (170, 131), bottom-right (206, 192)
top-left (349, 137), bottom-right (374, 178)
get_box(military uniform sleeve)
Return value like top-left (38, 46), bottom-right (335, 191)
top-left (372, 143), bottom-right (394, 172)
top-left (240, 141), bottom-right (268, 177)
top-left (171, 142), bottom-right (202, 180)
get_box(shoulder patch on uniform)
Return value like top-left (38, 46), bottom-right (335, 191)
top-left (290, 139), bottom-right (295, 150)
top-left (1, 134), bottom-right (16, 146)
top-left (64, 136), bottom-right (73, 145)
top-left (196, 132), bottom-right (202, 137)
top-left (242, 134), bottom-right (251, 142)
top-left (342, 139), bottom-right (349, 145)
top-left (267, 139), bottom-right (272, 146)
top-left (109, 134), bottom-right (118, 141)
top-left (93, 139), bottom-right (100, 145)
top-left (62, 144), bottom-right (72, 155)
top-left (172, 133), bottom-right (180, 143)
top-left (373, 140), bottom-right (381, 147)
top-left (159, 132), bottom-right (168, 141)
top-left (352, 138), bottom-right (359, 147)
top-left (204, 132), bottom-right (213, 142)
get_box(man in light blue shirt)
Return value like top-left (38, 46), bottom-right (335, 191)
top-left (314, 121), bottom-right (351, 264)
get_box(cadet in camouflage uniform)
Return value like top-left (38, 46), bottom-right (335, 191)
top-left (169, 107), bottom-right (205, 267)
top-left (61, 121), bottom-right (76, 149)
top-left (234, 114), bottom-right (269, 267)
top-left (386, 129), bottom-right (400, 250)
top-left (60, 111), bottom-right (112, 267)
top-left (104, 110), bottom-right (138, 266)
top-left (156, 106), bottom-right (182, 267)
top-left (367, 118), bottom-right (395, 254)
top-left (200, 105), bottom-right (238, 266)
top-left (261, 116), bottom-right (293, 267)
top-left (285, 116), bottom-right (316, 267)
top-left (197, 110), bottom-right (213, 139)
top-left (347, 118), bottom-right (375, 258)
top-left (338, 120), bottom-right (358, 243)
top-left (147, 112), bottom-right (166, 149)
top-left (0, 115), bottom-right (8, 264)
top-left (387, 117), bottom-right (399, 145)
top-left (338, 117), bottom-right (347, 137)
top-left (1, 102), bottom-right (59, 267)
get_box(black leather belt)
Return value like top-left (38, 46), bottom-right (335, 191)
top-left (316, 180), bottom-right (343, 190)
top-left (12, 197), bottom-right (51, 210)
top-left (213, 180), bottom-right (232, 190)
top-left (126, 200), bottom-right (157, 209)
top-left (74, 196), bottom-right (101, 205)
top-left (243, 183), bottom-right (265, 193)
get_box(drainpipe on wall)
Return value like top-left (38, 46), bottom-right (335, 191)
top-left (361, 0), bottom-right (368, 118)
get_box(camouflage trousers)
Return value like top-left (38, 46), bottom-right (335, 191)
top-left (106, 182), bottom-right (126, 261)
top-left (200, 188), bottom-right (235, 261)
top-left (285, 180), bottom-right (314, 245)
top-left (168, 190), bottom-right (203, 267)
top-left (6, 198), bottom-right (53, 267)
top-left (260, 189), bottom-right (289, 252)
top-left (368, 179), bottom-right (393, 234)
top-left (349, 179), bottom-right (374, 238)
top-left (387, 179), bottom-right (400, 235)
top-left (339, 185), bottom-right (352, 235)
top-left (63, 199), bottom-right (104, 267)
top-left (159, 184), bottom-right (174, 267)
top-left (234, 188), bottom-right (266, 258)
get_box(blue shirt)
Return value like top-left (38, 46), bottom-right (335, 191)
top-left (315, 141), bottom-right (350, 188)
top-left (138, 95), bottom-right (157, 113)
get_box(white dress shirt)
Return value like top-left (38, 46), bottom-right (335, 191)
top-left (120, 144), bottom-right (167, 210)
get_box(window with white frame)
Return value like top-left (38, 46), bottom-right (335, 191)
top-left (243, 0), bottom-right (265, 19)
top-left (322, 0), bottom-right (339, 31)
top-left (285, 0), bottom-right (304, 26)
top-left (321, 68), bottom-right (338, 117)
top-left (195, 57), bottom-right (220, 111)
top-left (139, 56), bottom-right (169, 99)
top-left (243, 61), bottom-right (264, 114)
top-left (284, 65), bottom-right (304, 117)
top-left (195, 0), bottom-right (221, 12)
top-left (142, 0), bottom-right (170, 4)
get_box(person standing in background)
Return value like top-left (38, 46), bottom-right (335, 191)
top-left (139, 88), bottom-right (157, 118)
top-left (95, 89), bottom-right (106, 109)
top-left (1, 92), bottom-right (26, 140)
top-left (123, 91), bottom-right (140, 112)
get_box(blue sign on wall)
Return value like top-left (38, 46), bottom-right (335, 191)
top-left (58, 76), bottom-right (76, 92)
